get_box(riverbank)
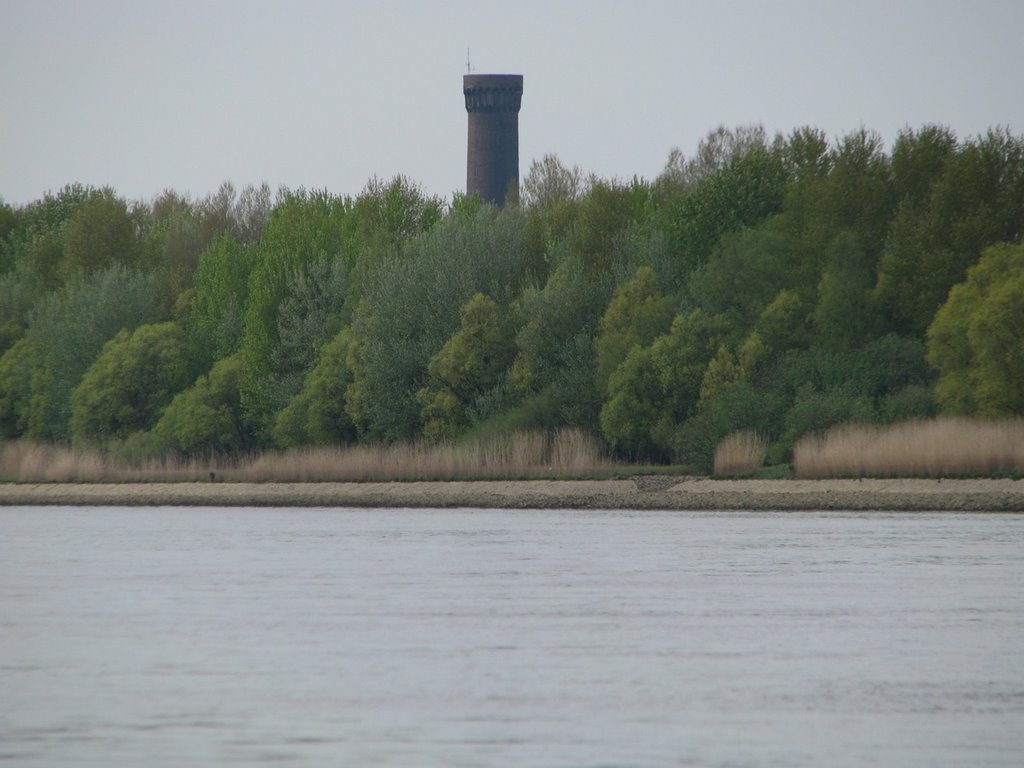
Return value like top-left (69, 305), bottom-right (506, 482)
top-left (2, 477), bottom-right (1023, 511)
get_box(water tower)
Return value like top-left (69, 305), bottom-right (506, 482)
top-left (463, 74), bottom-right (523, 206)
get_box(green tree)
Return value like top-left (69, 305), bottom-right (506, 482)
top-left (268, 255), bottom-right (349, 401)
top-left (522, 154), bottom-right (584, 208)
top-left (0, 199), bottom-right (16, 259)
top-left (136, 189), bottom-right (205, 295)
top-left (188, 234), bottom-right (256, 368)
top-left (928, 242), bottom-right (1024, 415)
top-left (239, 189), bottom-right (355, 436)
top-left (352, 206), bottom-right (532, 440)
top-left (599, 309), bottom-right (731, 459)
top-left (416, 293), bottom-right (518, 441)
top-left (272, 328), bottom-right (357, 447)
top-left (61, 188), bottom-right (139, 280)
top-left (656, 141), bottom-right (788, 274)
top-left (659, 124), bottom-right (777, 189)
top-left (775, 128), bottom-right (893, 286)
top-left (890, 124), bottom-right (958, 206)
top-left (23, 265), bottom-right (166, 439)
top-left (689, 227), bottom-right (798, 330)
top-left (594, 266), bottom-right (675, 393)
top-left (812, 232), bottom-right (880, 350)
top-left (754, 289), bottom-right (813, 353)
top-left (568, 178), bottom-right (651, 276)
top-left (0, 185), bottom-right (92, 277)
top-left (0, 338), bottom-right (40, 437)
top-left (352, 175), bottom-right (443, 255)
top-left (877, 128), bottom-right (1024, 335)
top-left (69, 322), bottom-right (190, 443)
top-left (599, 346), bottom-right (664, 458)
top-left (428, 293), bottom-right (516, 401)
top-left (511, 248), bottom-right (614, 429)
top-left (154, 354), bottom-right (252, 455)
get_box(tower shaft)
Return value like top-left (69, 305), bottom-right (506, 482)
top-left (464, 74), bottom-right (523, 206)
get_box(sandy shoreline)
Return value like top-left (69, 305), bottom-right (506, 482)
top-left (2, 477), bottom-right (1023, 511)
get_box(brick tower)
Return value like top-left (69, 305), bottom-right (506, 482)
top-left (463, 74), bottom-right (523, 206)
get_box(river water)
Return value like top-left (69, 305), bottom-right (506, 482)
top-left (1, 507), bottom-right (1022, 767)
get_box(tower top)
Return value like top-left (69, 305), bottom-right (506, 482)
top-left (463, 74), bottom-right (523, 113)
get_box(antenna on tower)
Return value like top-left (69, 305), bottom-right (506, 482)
top-left (466, 48), bottom-right (472, 73)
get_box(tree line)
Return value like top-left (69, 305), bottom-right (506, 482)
top-left (1, 123), bottom-right (1022, 469)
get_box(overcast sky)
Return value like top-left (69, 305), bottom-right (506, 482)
top-left (3, 0), bottom-right (1023, 206)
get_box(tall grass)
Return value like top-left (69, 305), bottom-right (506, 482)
top-left (0, 428), bottom-right (613, 483)
top-left (0, 439), bottom-right (221, 483)
top-left (713, 430), bottom-right (768, 476)
top-left (793, 418), bottom-right (1024, 478)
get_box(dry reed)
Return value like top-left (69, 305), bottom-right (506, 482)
top-left (240, 429), bottom-right (609, 482)
top-left (0, 428), bottom-right (612, 483)
top-left (0, 440), bottom-right (221, 483)
top-left (713, 430), bottom-right (768, 476)
top-left (793, 417), bottom-right (1024, 478)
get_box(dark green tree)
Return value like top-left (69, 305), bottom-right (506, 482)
top-left (812, 232), bottom-right (881, 349)
top-left (877, 128), bottom-right (1024, 336)
top-left (0, 338), bottom-right (40, 437)
top-left (61, 188), bottom-right (139, 280)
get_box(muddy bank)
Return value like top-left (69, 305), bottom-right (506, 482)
top-left (2, 477), bottom-right (1023, 511)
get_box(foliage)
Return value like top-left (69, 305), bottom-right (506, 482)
top-left (427, 293), bottom-right (517, 401)
top-left (272, 327), bottom-right (357, 448)
top-left (22, 266), bottom-right (166, 439)
top-left (239, 189), bottom-right (355, 436)
top-left (188, 234), bottom-right (256, 368)
top-left (69, 322), bottom-right (190, 442)
top-left (877, 128), bottom-right (1024, 334)
top-left (594, 266), bottom-right (675, 393)
top-left (61, 188), bottom-right (140, 280)
top-left (0, 338), bottom-right (40, 438)
top-left (153, 354), bottom-right (251, 455)
top-left (812, 232), bottom-right (881, 350)
top-left (656, 133), bottom-right (788, 273)
top-left (2, 120), bottom-right (1020, 466)
top-left (351, 206), bottom-right (533, 440)
top-left (522, 154), bottom-right (584, 208)
top-left (928, 243), bottom-right (1024, 415)
top-left (600, 310), bottom-right (731, 460)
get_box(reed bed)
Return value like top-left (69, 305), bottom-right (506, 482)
top-left (793, 417), bottom-right (1024, 478)
top-left (713, 430), bottom-right (768, 477)
top-left (0, 428), bottom-right (613, 483)
top-left (0, 439), bottom-right (221, 483)
top-left (239, 429), bottom-right (608, 482)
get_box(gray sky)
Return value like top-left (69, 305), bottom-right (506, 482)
top-left (3, 0), bottom-right (1023, 206)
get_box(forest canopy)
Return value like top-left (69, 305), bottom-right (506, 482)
top-left (2, 124), bottom-right (1022, 470)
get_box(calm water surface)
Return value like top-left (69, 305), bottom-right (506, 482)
top-left (1, 507), bottom-right (1022, 767)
